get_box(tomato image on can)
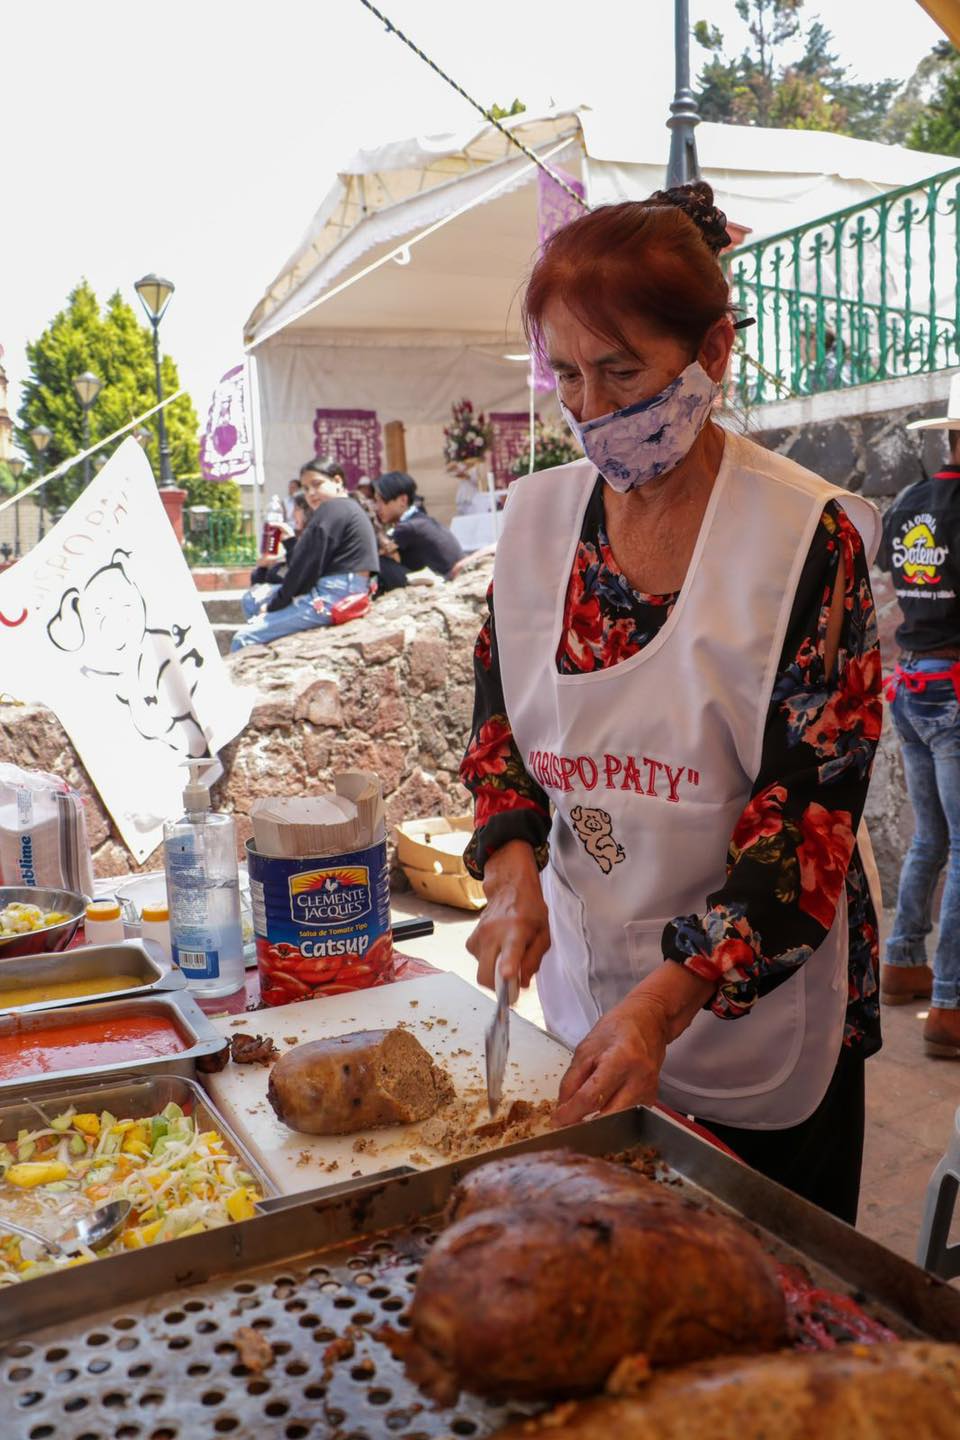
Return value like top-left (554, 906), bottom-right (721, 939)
top-left (246, 840), bottom-right (393, 1006)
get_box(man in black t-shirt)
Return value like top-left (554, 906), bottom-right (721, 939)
top-left (879, 378), bottom-right (960, 1055)
top-left (373, 471), bottom-right (464, 579)
top-left (231, 460), bottom-right (377, 652)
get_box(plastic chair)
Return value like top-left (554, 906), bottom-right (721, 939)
top-left (917, 1105), bottom-right (960, 1277)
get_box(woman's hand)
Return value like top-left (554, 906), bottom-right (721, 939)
top-left (552, 992), bottom-right (669, 1126)
top-left (467, 839), bottom-right (550, 990)
top-left (552, 964), bottom-right (717, 1127)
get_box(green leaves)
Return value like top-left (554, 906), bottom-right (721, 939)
top-left (907, 45), bottom-right (960, 157)
top-left (694, 0), bottom-right (902, 138)
top-left (15, 279), bottom-right (204, 513)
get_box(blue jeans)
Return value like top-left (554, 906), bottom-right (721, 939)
top-left (886, 658), bottom-right (960, 1008)
top-left (230, 573), bottom-right (366, 652)
top-left (241, 583), bottom-right (278, 619)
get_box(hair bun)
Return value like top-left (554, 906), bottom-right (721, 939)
top-left (646, 180), bottom-right (731, 255)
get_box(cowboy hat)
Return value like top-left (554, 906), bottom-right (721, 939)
top-left (907, 373), bottom-right (960, 430)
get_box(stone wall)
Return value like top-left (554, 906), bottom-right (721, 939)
top-left (744, 369), bottom-right (959, 499)
top-left (0, 556), bottom-right (493, 879)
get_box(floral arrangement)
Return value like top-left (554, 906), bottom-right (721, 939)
top-left (510, 419), bottom-right (581, 478)
top-left (443, 399), bottom-right (492, 464)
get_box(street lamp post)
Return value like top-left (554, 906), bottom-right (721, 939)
top-left (7, 458), bottom-right (23, 556)
top-left (666, 0), bottom-right (702, 188)
top-left (73, 370), bottom-right (102, 489)
top-left (134, 274), bottom-right (175, 487)
top-left (30, 424), bottom-right (52, 541)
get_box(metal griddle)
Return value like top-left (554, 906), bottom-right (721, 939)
top-left (2, 1107), bottom-right (959, 1440)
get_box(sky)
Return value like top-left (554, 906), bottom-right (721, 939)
top-left (0, 0), bottom-right (946, 433)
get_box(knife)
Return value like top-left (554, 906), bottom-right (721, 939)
top-left (484, 956), bottom-right (520, 1116)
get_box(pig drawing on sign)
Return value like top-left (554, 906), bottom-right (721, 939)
top-left (46, 548), bottom-right (210, 757)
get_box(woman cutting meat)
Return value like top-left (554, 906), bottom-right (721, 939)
top-left (460, 183), bottom-right (883, 1224)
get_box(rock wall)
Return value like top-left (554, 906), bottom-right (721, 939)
top-left (748, 388), bottom-right (953, 499)
top-left (0, 557), bottom-right (493, 879)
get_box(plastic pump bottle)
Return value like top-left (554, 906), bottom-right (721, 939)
top-left (163, 761), bottom-right (244, 998)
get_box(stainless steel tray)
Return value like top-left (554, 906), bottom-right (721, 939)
top-left (0, 990), bottom-right (228, 1096)
top-left (1, 1108), bottom-right (959, 1440)
top-left (0, 939), bottom-right (185, 1014)
top-left (0, 1071), bottom-right (276, 1201)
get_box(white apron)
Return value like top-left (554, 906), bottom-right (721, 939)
top-left (494, 430), bottom-right (880, 1130)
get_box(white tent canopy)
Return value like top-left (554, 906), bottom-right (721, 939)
top-left (245, 107), bottom-right (957, 518)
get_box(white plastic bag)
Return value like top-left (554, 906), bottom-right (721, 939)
top-left (0, 763), bottom-right (95, 897)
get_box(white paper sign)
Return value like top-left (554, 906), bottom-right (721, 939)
top-left (0, 439), bottom-right (251, 861)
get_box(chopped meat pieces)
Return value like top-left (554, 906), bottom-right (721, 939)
top-left (230, 1032), bottom-right (278, 1065)
top-left (234, 1326), bottom-right (274, 1373)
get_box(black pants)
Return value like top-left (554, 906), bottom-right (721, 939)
top-left (695, 1044), bottom-right (865, 1225)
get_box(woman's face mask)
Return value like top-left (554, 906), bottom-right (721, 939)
top-left (559, 360), bottom-right (721, 493)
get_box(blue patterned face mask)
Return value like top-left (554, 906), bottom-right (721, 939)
top-left (559, 360), bottom-right (721, 493)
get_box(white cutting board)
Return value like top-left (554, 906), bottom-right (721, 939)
top-left (202, 972), bottom-right (571, 1196)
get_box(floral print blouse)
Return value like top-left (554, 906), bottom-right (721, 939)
top-left (461, 479), bottom-right (883, 1056)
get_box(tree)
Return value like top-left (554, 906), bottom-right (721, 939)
top-left (882, 42), bottom-right (953, 146)
top-left (694, 1), bottom-right (899, 138)
top-left (16, 280), bottom-right (212, 513)
top-left (489, 98), bottom-right (526, 121)
top-left (907, 42), bottom-right (960, 156)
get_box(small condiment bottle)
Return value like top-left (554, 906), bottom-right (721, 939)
top-left (84, 899), bottom-right (125, 945)
top-left (141, 902), bottom-right (172, 965)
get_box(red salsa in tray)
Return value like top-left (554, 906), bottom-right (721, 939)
top-left (0, 1015), bottom-right (186, 1079)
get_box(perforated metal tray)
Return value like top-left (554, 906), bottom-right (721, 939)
top-left (2, 1107), bottom-right (959, 1440)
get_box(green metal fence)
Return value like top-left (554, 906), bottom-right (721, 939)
top-left (183, 508), bottom-right (257, 567)
top-left (726, 165), bottom-right (960, 408)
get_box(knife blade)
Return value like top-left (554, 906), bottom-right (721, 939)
top-left (484, 957), bottom-right (519, 1116)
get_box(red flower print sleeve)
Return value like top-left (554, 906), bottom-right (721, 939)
top-left (663, 501), bottom-right (882, 1054)
top-left (461, 583), bottom-right (551, 878)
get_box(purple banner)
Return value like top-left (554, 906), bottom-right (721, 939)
top-left (533, 166), bottom-right (587, 393)
top-left (199, 364), bottom-right (254, 482)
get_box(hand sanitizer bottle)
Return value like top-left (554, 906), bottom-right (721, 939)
top-left (163, 761), bottom-right (244, 998)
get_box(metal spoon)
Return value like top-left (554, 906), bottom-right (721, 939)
top-left (0, 1199), bottom-right (132, 1258)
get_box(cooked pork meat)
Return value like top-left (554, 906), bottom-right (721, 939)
top-left (491, 1342), bottom-right (960, 1439)
top-left (267, 1028), bottom-right (444, 1134)
top-left (403, 1150), bottom-right (786, 1404)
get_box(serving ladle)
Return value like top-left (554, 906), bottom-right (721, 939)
top-left (0, 1199), bottom-right (132, 1258)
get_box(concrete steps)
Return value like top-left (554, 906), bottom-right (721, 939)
top-left (200, 589), bottom-right (245, 655)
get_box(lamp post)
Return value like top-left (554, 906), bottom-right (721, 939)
top-left (666, 0), bottom-right (701, 188)
top-left (73, 370), bottom-right (102, 489)
top-left (30, 424), bottom-right (52, 541)
top-left (134, 274), bottom-right (175, 487)
top-left (7, 457), bottom-right (24, 557)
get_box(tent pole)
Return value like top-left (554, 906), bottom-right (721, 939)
top-left (246, 351), bottom-right (266, 548)
top-left (528, 365), bottom-right (536, 474)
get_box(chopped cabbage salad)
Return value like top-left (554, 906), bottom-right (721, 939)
top-left (0, 1102), bottom-right (260, 1284)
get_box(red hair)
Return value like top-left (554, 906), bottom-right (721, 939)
top-left (523, 190), bottom-right (732, 363)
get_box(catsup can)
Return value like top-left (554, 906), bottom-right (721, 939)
top-left (246, 839), bottom-right (393, 1005)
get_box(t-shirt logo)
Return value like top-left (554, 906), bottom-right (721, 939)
top-left (892, 515), bottom-right (947, 587)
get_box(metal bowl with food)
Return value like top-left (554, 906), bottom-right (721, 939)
top-left (0, 887), bottom-right (87, 960)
